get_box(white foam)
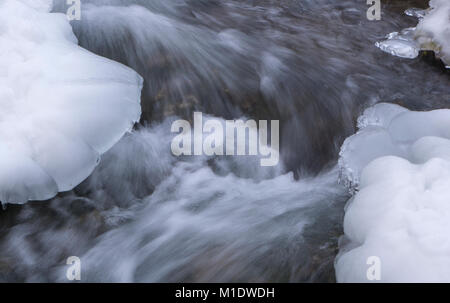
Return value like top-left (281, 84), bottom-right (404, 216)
top-left (0, 0), bottom-right (142, 204)
top-left (337, 103), bottom-right (450, 282)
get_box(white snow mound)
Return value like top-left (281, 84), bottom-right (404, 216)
top-left (0, 0), bottom-right (142, 204)
top-left (416, 0), bottom-right (450, 66)
top-left (336, 103), bottom-right (450, 282)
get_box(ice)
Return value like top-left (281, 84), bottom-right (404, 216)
top-left (375, 28), bottom-right (420, 59)
top-left (0, 0), bottom-right (142, 204)
top-left (376, 0), bottom-right (450, 67)
top-left (416, 0), bottom-right (450, 66)
top-left (405, 8), bottom-right (428, 19)
top-left (336, 103), bottom-right (450, 282)
top-left (338, 103), bottom-right (407, 191)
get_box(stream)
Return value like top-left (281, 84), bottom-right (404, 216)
top-left (0, 0), bottom-right (448, 282)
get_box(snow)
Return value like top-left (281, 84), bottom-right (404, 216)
top-left (416, 0), bottom-right (450, 66)
top-left (376, 0), bottom-right (450, 67)
top-left (336, 103), bottom-right (450, 282)
top-left (0, 0), bottom-right (142, 204)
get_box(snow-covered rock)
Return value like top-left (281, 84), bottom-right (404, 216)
top-left (376, 0), bottom-right (450, 67)
top-left (0, 0), bottom-right (142, 204)
top-left (416, 0), bottom-right (450, 66)
top-left (336, 103), bottom-right (450, 282)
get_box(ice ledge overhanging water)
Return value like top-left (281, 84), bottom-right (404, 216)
top-left (376, 0), bottom-right (450, 68)
top-left (0, 0), bottom-right (143, 205)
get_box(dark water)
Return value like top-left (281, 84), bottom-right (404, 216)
top-left (0, 0), bottom-right (448, 282)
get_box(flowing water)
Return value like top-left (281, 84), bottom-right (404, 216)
top-left (0, 0), bottom-right (448, 282)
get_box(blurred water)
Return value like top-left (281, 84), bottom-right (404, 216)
top-left (0, 0), bottom-right (448, 282)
